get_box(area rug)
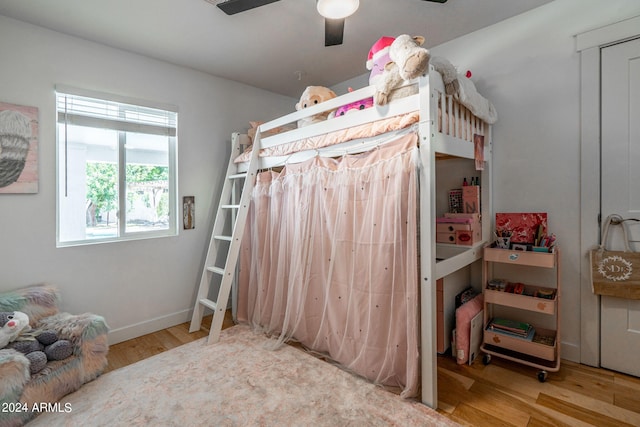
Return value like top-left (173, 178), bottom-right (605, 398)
top-left (28, 325), bottom-right (458, 426)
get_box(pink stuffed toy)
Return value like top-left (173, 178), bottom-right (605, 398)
top-left (333, 88), bottom-right (374, 117)
top-left (331, 37), bottom-right (395, 118)
top-left (366, 36), bottom-right (395, 86)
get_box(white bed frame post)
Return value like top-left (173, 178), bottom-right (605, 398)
top-left (418, 72), bottom-right (438, 408)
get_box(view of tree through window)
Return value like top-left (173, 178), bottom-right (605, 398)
top-left (86, 163), bottom-right (117, 228)
top-left (85, 163), bottom-right (170, 237)
top-left (56, 88), bottom-right (177, 246)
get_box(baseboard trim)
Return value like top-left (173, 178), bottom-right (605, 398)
top-left (107, 309), bottom-right (192, 345)
top-left (561, 341), bottom-right (580, 364)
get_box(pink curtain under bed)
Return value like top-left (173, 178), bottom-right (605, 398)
top-left (237, 133), bottom-right (420, 398)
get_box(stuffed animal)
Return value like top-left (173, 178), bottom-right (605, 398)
top-left (0, 311), bottom-right (73, 374)
top-left (330, 88), bottom-right (374, 118)
top-left (366, 36), bottom-right (395, 86)
top-left (330, 36), bottom-right (395, 118)
top-left (374, 35), bottom-right (430, 106)
top-left (295, 86), bottom-right (337, 127)
top-left (333, 97), bottom-right (375, 117)
top-left (430, 56), bottom-right (497, 124)
top-left (0, 311), bottom-right (30, 348)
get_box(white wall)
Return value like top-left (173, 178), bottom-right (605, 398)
top-left (0, 15), bottom-right (296, 344)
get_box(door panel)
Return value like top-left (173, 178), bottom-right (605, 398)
top-left (600, 37), bottom-right (640, 377)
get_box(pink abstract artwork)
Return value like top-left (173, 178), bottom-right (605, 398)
top-left (0, 101), bottom-right (39, 194)
top-left (495, 212), bottom-right (548, 244)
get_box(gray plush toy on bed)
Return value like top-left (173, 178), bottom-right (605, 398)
top-left (0, 311), bottom-right (73, 374)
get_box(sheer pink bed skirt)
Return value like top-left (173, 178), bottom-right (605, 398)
top-left (237, 133), bottom-right (421, 398)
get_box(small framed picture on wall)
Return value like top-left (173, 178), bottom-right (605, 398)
top-left (183, 196), bottom-right (195, 229)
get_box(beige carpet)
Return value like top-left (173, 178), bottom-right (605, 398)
top-left (28, 325), bottom-right (458, 426)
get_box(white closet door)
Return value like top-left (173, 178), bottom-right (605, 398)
top-left (600, 37), bottom-right (640, 377)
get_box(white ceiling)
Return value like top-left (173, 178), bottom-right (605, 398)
top-left (0, 0), bottom-right (554, 98)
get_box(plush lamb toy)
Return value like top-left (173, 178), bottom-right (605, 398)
top-left (0, 311), bottom-right (73, 374)
top-left (374, 35), bottom-right (430, 106)
top-left (295, 86), bottom-right (337, 127)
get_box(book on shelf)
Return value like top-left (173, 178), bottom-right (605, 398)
top-left (487, 318), bottom-right (535, 340)
top-left (532, 333), bottom-right (555, 346)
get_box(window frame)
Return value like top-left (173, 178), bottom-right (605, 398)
top-left (55, 86), bottom-right (178, 247)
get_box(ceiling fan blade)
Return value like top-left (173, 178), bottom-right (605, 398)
top-left (325, 18), bottom-right (345, 46)
top-left (216, 0), bottom-right (280, 15)
top-left (422, 0), bottom-right (447, 2)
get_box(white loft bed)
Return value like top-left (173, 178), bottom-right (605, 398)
top-left (232, 66), bottom-right (492, 408)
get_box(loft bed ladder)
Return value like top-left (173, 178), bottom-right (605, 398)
top-left (189, 131), bottom-right (260, 343)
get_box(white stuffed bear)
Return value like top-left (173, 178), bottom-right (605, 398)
top-left (0, 311), bottom-right (30, 348)
top-left (295, 86), bottom-right (337, 127)
top-left (374, 35), bottom-right (430, 106)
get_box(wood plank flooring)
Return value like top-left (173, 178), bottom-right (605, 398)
top-left (106, 313), bottom-right (640, 426)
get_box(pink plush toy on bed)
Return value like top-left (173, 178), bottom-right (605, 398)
top-left (367, 36), bottom-right (395, 85)
top-left (333, 88), bottom-right (374, 117)
top-left (331, 37), bottom-right (396, 118)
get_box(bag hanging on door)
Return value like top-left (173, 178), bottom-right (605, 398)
top-left (590, 214), bottom-right (640, 299)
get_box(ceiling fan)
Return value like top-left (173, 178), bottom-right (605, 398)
top-left (213, 0), bottom-right (448, 46)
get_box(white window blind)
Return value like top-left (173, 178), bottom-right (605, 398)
top-left (56, 90), bottom-right (177, 137)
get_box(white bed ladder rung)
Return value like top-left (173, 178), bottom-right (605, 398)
top-left (198, 298), bottom-right (217, 311)
top-left (206, 266), bottom-right (225, 275)
top-left (189, 131), bottom-right (262, 344)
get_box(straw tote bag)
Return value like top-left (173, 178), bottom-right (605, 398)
top-left (590, 214), bottom-right (640, 299)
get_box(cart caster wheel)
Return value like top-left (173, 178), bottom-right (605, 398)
top-left (483, 354), bottom-right (491, 365)
top-left (537, 370), bottom-right (548, 382)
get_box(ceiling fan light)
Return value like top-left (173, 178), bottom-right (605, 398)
top-left (317, 0), bottom-right (359, 20)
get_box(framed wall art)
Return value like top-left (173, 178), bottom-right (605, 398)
top-left (0, 101), bottom-right (39, 194)
top-left (183, 196), bottom-right (195, 230)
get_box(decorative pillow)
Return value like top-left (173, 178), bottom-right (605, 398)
top-left (455, 293), bottom-right (483, 365)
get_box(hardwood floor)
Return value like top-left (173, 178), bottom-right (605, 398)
top-left (104, 312), bottom-right (233, 374)
top-left (106, 313), bottom-right (640, 426)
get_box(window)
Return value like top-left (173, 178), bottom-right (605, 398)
top-left (56, 87), bottom-right (178, 246)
